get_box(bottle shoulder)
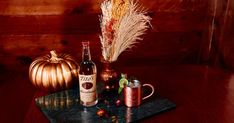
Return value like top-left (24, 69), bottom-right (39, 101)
top-left (79, 60), bottom-right (97, 75)
top-left (80, 60), bottom-right (96, 66)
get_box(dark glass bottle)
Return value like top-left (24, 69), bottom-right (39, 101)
top-left (78, 41), bottom-right (98, 106)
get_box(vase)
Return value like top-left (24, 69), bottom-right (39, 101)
top-left (100, 60), bottom-right (119, 90)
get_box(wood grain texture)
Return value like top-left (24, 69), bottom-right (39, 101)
top-left (0, 11), bottom-right (211, 67)
top-left (0, 11), bottom-right (209, 34)
top-left (0, 0), bottom-right (233, 70)
top-left (0, 0), bottom-right (103, 15)
top-left (0, 15), bottom-right (100, 34)
top-left (0, 0), bottom-right (209, 15)
top-left (0, 31), bottom-right (204, 67)
top-left (208, 0), bottom-right (234, 70)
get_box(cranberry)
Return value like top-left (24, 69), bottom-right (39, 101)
top-left (115, 99), bottom-right (122, 107)
top-left (96, 109), bottom-right (106, 117)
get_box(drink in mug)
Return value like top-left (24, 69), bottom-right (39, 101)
top-left (124, 79), bottom-right (154, 107)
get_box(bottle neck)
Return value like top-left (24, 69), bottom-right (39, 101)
top-left (82, 44), bottom-right (91, 61)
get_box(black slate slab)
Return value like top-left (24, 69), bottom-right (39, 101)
top-left (35, 88), bottom-right (176, 123)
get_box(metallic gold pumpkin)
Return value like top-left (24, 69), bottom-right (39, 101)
top-left (29, 50), bottom-right (79, 91)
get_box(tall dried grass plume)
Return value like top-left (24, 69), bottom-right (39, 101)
top-left (99, 0), bottom-right (152, 62)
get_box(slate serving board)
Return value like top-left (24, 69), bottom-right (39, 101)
top-left (35, 88), bottom-right (176, 123)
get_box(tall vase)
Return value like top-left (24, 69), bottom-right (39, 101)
top-left (100, 60), bottom-right (119, 90)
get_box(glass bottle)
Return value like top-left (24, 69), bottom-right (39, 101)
top-left (78, 41), bottom-right (98, 106)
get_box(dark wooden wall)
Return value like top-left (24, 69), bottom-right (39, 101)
top-left (210, 0), bottom-right (234, 70)
top-left (0, 0), bottom-right (233, 70)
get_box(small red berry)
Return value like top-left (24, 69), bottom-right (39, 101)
top-left (115, 99), bottom-right (121, 106)
top-left (96, 109), bottom-right (106, 117)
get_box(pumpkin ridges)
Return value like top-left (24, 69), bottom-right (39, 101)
top-left (65, 59), bottom-right (79, 78)
top-left (65, 61), bottom-right (73, 88)
top-left (50, 63), bottom-right (58, 90)
top-left (62, 54), bottom-right (73, 59)
top-left (29, 55), bottom-right (50, 86)
top-left (29, 60), bottom-right (38, 74)
top-left (29, 58), bottom-right (44, 78)
top-left (40, 62), bottom-right (51, 88)
top-left (30, 60), bottom-right (44, 86)
top-left (59, 53), bottom-right (65, 58)
top-left (58, 54), bottom-right (78, 79)
top-left (48, 63), bottom-right (56, 91)
top-left (60, 61), bottom-right (73, 88)
top-left (29, 60), bottom-right (37, 85)
top-left (62, 54), bottom-right (77, 61)
top-left (35, 62), bottom-right (47, 88)
top-left (56, 63), bottom-right (65, 90)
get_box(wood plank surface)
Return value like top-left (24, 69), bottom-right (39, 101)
top-left (0, 0), bottom-right (209, 15)
top-left (1, 0), bottom-right (234, 70)
top-left (0, 31), bottom-right (204, 67)
top-left (0, 11), bottom-right (209, 34)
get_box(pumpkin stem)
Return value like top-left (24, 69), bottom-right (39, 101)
top-left (50, 50), bottom-right (59, 62)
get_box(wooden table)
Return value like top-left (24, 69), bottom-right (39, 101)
top-left (1, 65), bottom-right (234, 123)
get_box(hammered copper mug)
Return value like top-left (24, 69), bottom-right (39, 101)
top-left (123, 79), bottom-right (154, 107)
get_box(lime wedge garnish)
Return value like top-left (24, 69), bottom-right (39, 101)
top-left (118, 87), bottom-right (123, 94)
top-left (119, 78), bottom-right (128, 88)
top-left (118, 74), bottom-right (128, 94)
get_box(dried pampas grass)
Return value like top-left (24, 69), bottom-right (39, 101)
top-left (99, 0), bottom-right (152, 62)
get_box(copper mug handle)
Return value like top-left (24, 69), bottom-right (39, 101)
top-left (142, 84), bottom-right (155, 100)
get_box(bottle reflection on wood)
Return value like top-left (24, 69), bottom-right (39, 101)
top-left (78, 41), bottom-right (98, 107)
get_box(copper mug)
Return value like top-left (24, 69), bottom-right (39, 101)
top-left (123, 79), bottom-right (154, 107)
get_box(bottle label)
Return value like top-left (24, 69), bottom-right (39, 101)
top-left (79, 74), bottom-right (97, 103)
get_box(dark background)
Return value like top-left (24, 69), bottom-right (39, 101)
top-left (0, 0), bottom-right (233, 69)
top-left (0, 0), bottom-right (234, 122)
